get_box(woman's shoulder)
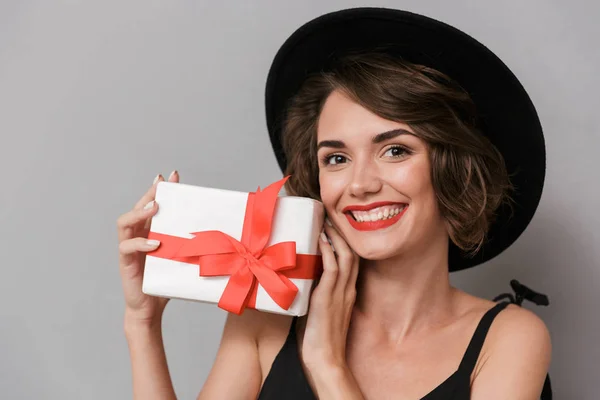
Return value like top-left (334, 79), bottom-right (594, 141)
top-left (223, 309), bottom-right (296, 364)
top-left (198, 310), bottom-right (296, 398)
top-left (458, 294), bottom-right (551, 384)
top-left (458, 292), bottom-right (550, 352)
top-left (485, 302), bottom-right (551, 356)
top-left (456, 296), bottom-right (552, 397)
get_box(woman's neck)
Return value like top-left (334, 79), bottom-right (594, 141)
top-left (354, 240), bottom-right (457, 342)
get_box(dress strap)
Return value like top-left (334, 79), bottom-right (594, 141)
top-left (287, 317), bottom-right (299, 339)
top-left (458, 302), bottom-right (510, 374)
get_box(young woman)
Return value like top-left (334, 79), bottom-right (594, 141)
top-left (117, 8), bottom-right (551, 400)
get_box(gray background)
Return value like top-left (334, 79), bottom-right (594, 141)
top-left (0, 1), bottom-right (597, 399)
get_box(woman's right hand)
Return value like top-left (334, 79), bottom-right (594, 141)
top-left (117, 171), bottom-right (179, 329)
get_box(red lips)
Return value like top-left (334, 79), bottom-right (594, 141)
top-left (342, 201), bottom-right (404, 212)
top-left (342, 202), bottom-right (408, 232)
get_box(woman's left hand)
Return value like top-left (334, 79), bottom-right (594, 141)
top-left (302, 219), bottom-right (360, 372)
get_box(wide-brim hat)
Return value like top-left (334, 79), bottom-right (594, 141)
top-left (264, 7), bottom-right (546, 272)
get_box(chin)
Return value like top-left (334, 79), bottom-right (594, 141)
top-left (348, 238), bottom-right (405, 261)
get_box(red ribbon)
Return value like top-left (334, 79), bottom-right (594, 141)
top-left (147, 176), bottom-right (322, 315)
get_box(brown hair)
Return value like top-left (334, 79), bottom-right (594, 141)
top-left (281, 51), bottom-right (513, 256)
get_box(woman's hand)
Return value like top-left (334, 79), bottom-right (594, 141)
top-left (302, 219), bottom-right (360, 371)
top-left (117, 171), bottom-right (179, 329)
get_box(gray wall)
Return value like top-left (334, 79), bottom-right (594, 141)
top-left (1, 1), bottom-right (597, 399)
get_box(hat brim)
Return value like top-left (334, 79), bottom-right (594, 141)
top-left (265, 7), bottom-right (546, 272)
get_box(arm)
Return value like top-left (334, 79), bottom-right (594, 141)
top-left (470, 306), bottom-right (552, 400)
top-left (118, 172), bottom-right (180, 400)
top-left (125, 316), bottom-right (177, 400)
top-left (125, 304), bottom-right (288, 400)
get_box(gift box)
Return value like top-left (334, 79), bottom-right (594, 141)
top-left (142, 177), bottom-right (324, 316)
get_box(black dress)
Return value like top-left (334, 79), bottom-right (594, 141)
top-left (257, 302), bottom-right (509, 399)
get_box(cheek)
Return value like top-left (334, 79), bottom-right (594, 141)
top-left (390, 160), bottom-right (438, 210)
top-left (389, 162), bottom-right (430, 194)
top-left (318, 171), bottom-right (347, 208)
top-left (413, 171), bottom-right (436, 204)
top-left (408, 167), bottom-right (443, 223)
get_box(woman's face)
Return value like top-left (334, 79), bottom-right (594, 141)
top-left (316, 90), bottom-right (447, 260)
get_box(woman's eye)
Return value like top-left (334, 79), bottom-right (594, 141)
top-left (383, 145), bottom-right (409, 158)
top-left (323, 154), bottom-right (347, 165)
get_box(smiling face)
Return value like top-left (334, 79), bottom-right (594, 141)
top-left (282, 54), bottom-right (512, 259)
top-left (317, 90), bottom-right (448, 260)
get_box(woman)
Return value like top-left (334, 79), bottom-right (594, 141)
top-left (117, 8), bottom-right (551, 399)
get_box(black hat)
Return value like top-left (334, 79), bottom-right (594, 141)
top-left (265, 7), bottom-right (545, 272)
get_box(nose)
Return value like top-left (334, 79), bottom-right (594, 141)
top-left (348, 159), bottom-right (383, 198)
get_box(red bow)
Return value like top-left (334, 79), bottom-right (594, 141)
top-left (148, 176), bottom-right (321, 315)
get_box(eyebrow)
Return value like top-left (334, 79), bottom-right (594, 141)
top-left (316, 128), bottom-right (412, 151)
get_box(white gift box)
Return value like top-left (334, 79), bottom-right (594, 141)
top-left (142, 179), bottom-right (324, 316)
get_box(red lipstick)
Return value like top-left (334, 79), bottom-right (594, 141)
top-left (342, 201), bottom-right (403, 212)
top-left (343, 202), bottom-right (408, 232)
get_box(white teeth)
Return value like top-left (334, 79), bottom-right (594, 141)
top-left (350, 205), bottom-right (405, 222)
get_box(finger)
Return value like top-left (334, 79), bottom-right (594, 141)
top-left (118, 237), bottom-right (161, 258)
top-left (167, 170), bottom-right (179, 183)
top-left (144, 171), bottom-right (178, 230)
top-left (142, 173), bottom-right (166, 230)
top-left (117, 201), bottom-right (159, 241)
top-left (144, 170), bottom-right (179, 230)
top-left (346, 253), bottom-right (359, 304)
top-left (142, 171), bottom-right (178, 230)
top-left (134, 174), bottom-right (164, 210)
top-left (323, 222), bottom-right (355, 293)
top-left (316, 230), bottom-right (339, 296)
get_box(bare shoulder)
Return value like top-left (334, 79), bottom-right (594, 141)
top-left (457, 292), bottom-right (550, 348)
top-left (486, 303), bottom-right (552, 359)
top-left (469, 303), bottom-right (552, 399)
top-left (197, 310), bottom-right (294, 400)
top-left (223, 309), bottom-right (296, 372)
top-left (218, 309), bottom-right (295, 366)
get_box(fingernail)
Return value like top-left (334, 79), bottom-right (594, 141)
top-left (168, 170), bottom-right (177, 180)
top-left (143, 200), bottom-right (155, 210)
top-left (325, 218), bottom-right (332, 226)
top-left (153, 174), bottom-right (160, 184)
top-left (320, 232), bottom-right (328, 242)
top-left (146, 239), bottom-right (160, 247)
